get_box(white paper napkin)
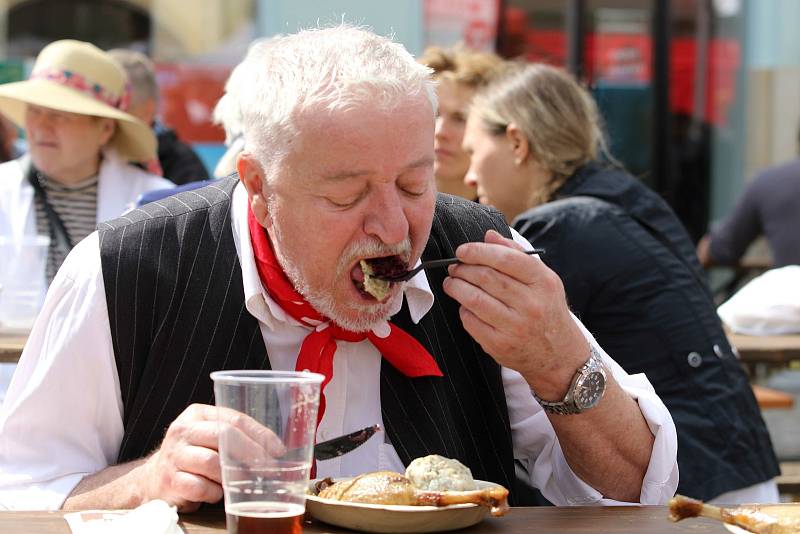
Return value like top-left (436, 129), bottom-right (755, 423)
top-left (718, 266), bottom-right (800, 335)
top-left (64, 499), bottom-right (184, 534)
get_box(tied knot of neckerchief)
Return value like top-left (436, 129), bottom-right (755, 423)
top-left (246, 205), bottom-right (443, 430)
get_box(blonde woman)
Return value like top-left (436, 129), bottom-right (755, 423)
top-left (419, 46), bottom-right (504, 200)
top-left (462, 63), bottom-right (779, 504)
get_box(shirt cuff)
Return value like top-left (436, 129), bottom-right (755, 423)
top-left (614, 373), bottom-right (679, 505)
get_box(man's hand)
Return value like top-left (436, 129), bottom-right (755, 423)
top-left (442, 229), bottom-right (589, 399)
top-left (64, 404), bottom-right (285, 512)
top-left (139, 404), bottom-right (283, 511)
top-left (696, 234), bottom-right (714, 268)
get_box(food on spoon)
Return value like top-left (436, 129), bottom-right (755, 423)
top-left (668, 494), bottom-right (800, 533)
top-left (317, 470), bottom-right (509, 516)
top-left (405, 454), bottom-right (477, 491)
top-left (359, 256), bottom-right (407, 300)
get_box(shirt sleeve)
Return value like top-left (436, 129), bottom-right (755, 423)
top-left (503, 232), bottom-right (679, 505)
top-left (0, 232), bottom-right (123, 510)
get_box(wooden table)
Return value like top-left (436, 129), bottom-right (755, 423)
top-left (0, 333), bottom-right (26, 364)
top-left (727, 331), bottom-right (800, 365)
top-left (4, 328), bottom-right (798, 367)
top-left (0, 506), bottom-right (730, 533)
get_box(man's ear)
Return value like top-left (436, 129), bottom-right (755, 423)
top-left (506, 123), bottom-right (530, 166)
top-left (237, 153), bottom-right (271, 228)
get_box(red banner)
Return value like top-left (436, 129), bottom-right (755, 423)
top-left (155, 63), bottom-right (230, 143)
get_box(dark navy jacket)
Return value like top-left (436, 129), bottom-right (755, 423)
top-left (514, 162), bottom-right (779, 500)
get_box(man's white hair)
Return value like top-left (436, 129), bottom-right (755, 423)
top-left (234, 25), bottom-right (437, 181)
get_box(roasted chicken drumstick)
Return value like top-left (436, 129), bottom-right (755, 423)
top-left (317, 471), bottom-right (510, 516)
top-left (669, 495), bottom-right (800, 534)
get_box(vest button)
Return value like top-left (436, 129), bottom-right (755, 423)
top-left (713, 344), bottom-right (725, 358)
top-left (687, 351), bottom-right (702, 368)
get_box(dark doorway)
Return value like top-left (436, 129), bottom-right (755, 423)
top-left (8, 0), bottom-right (151, 58)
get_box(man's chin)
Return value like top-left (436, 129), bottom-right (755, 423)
top-left (330, 294), bottom-right (400, 333)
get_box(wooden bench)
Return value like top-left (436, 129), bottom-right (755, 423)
top-left (752, 384), bottom-right (795, 409)
top-left (778, 461), bottom-right (800, 501)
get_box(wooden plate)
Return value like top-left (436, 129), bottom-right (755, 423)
top-left (722, 503), bottom-right (800, 533)
top-left (305, 479), bottom-right (502, 533)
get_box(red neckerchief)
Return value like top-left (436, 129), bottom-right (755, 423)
top-left (247, 206), bottom-right (443, 430)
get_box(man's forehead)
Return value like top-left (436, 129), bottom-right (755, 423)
top-left (316, 155), bottom-right (434, 183)
top-left (281, 98), bottom-right (435, 182)
top-left (295, 92), bottom-right (433, 127)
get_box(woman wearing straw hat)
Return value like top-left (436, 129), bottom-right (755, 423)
top-left (0, 40), bottom-right (173, 284)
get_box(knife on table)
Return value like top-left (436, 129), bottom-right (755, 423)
top-left (314, 424), bottom-right (381, 461)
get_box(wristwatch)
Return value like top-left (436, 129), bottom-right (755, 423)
top-left (532, 345), bottom-right (607, 415)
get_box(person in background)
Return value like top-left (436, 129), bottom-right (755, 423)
top-left (462, 62), bottom-right (779, 504)
top-left (0, 39), bottom-right (173, 284)
top-left (418, 45), bottom-right (505, 201)
top-left (0, 115), bottom-right (23, 163)
top-left (211, 41), bottom-right (252, 179)
top-left (0, 26), bottom-right (677, 511)
top-left (108, 48), bottom-right (210, 185)
top-left (696, 157), bottom-right (800, 268)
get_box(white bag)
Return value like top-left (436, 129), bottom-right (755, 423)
top-left (718, 265), bottom-right (800, 335)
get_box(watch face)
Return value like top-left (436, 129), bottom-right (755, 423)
top-left (575, 371), bottom-right (606, 410)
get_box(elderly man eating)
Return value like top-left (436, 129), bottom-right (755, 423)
top-left (0, 26), bottom-right (678, 511)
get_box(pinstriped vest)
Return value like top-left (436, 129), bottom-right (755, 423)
top-left (98, 177), bottom-right (522, 502)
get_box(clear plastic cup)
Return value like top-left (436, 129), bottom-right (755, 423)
top-left (211, 370), bottom-right (324, 534)
top-left (0, 235), bottom-right (50, 334)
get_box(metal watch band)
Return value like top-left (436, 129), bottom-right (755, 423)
top-left (532, 345), bottom-right (606, 415)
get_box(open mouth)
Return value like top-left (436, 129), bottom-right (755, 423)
top-left (352, 255), bottom-right (408, 301)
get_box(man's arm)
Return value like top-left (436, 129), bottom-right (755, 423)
top-left (0, 234), bottom-right (124, 511)
top-left (702, 179), bottom-right (763, 267)
top-left (542, 371), bottom-right (652, 501)
top-left (443, 230), bottom-right (663, 502)
top-left (63, 404), bottom-right (222, 512)
top-left (1, 235), bottom-right (246, 512)
top-left (62, 460), bottom-right (148, 511)
top-left (696, 234), bottom-right (714, 267)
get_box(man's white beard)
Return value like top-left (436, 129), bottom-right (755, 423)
top-left (271, 219), bottom-right (412, 333)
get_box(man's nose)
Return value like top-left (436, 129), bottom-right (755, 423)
top-left (363, 186), bottom-right (409, 245)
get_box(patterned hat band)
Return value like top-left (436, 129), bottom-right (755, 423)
top-left (29, 67), bottom-right (131, 111)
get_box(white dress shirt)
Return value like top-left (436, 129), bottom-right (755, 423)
top-left (0, 183), bottom-right (678, 510)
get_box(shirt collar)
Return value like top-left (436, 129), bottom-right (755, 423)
top-left (230, 182), bottom-right (435, 331)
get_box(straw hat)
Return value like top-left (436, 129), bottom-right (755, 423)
top-left (0, 39), bottom-right (156, 162)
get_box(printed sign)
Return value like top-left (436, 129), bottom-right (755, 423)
top-left (424, 0), bottom-right (501, 51)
